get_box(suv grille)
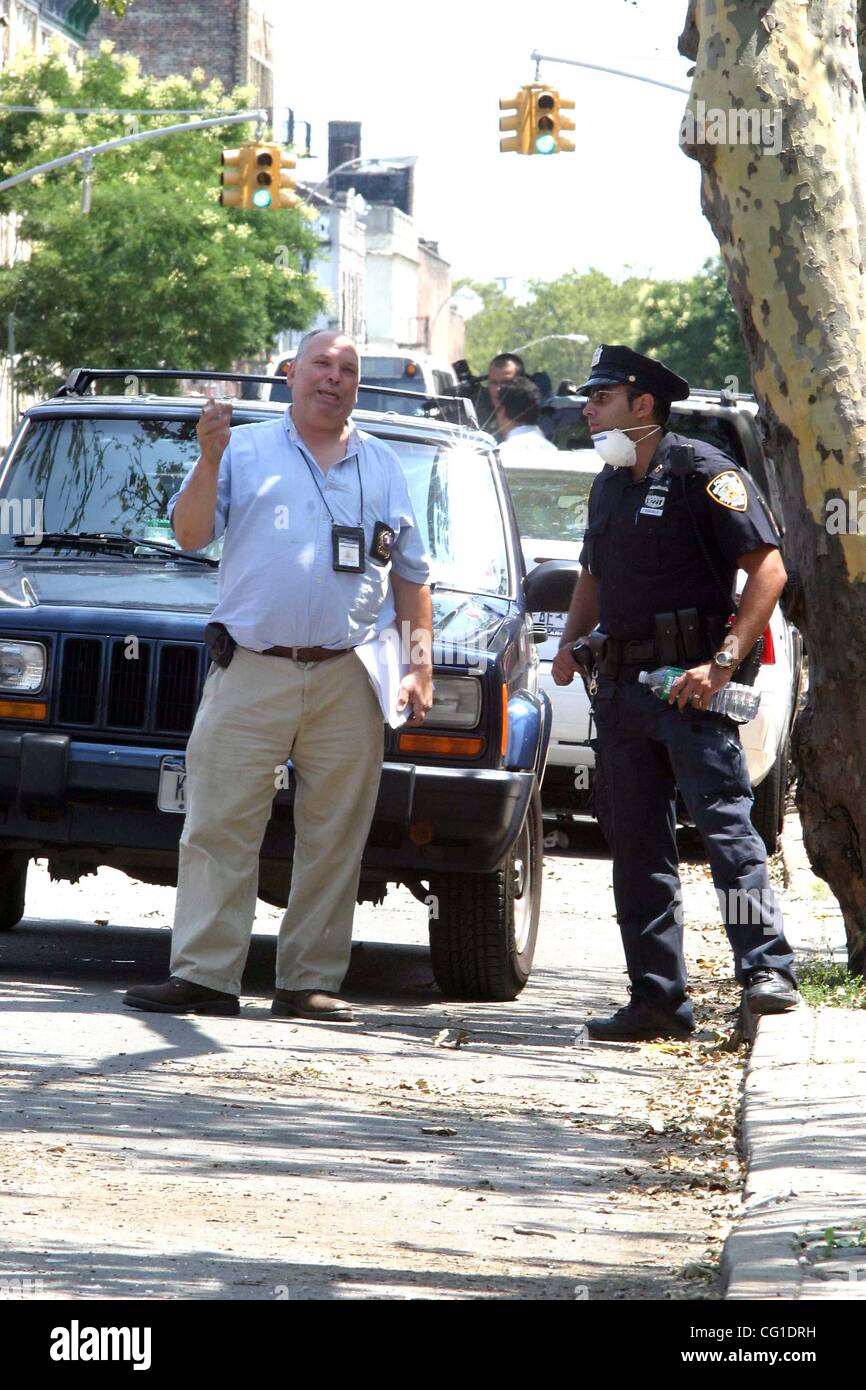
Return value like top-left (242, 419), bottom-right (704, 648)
top-left (57, 637), bottom-right (204, 735)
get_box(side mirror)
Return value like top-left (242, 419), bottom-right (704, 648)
top-left (525, 559), bottom-right (579, 614)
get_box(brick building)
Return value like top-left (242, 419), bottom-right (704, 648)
top-left (85, 0), bottom-right (274, 109)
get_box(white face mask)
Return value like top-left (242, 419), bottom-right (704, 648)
top-left (592, 425), bottom-right (660, 469)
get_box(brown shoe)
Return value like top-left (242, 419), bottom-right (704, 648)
top-left (272, 989), bottom-right (354, 1022)
top-left (123, 976), bottom-right (239, 1016)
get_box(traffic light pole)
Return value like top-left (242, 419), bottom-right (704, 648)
top-left (0, 109), bottom-right (269, 195)
top-left (530, 50), bottom-right (689, 97)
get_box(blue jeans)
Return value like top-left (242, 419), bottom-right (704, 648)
top-left (592, 672), bottom-right (795, 1026)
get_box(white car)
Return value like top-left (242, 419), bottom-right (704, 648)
top-left (503, 448), bottom-right (803, 853)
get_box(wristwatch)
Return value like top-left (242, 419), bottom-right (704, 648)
top-left (712, 649), bottom-right (738, 672)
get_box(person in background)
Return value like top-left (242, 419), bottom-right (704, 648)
top-left (495, 377), bottom-right (558, 461)
top-left (477, 351), bottom-right (525, 435)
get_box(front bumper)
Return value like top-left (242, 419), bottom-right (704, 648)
top-left (0, 732), bottom-right (535, 877)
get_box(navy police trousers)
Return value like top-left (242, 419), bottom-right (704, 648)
top-left (592, 672), bottom-right (796, 1027)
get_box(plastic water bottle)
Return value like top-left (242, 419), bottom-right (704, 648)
top-left (638, 667), bottom-right (761, 724)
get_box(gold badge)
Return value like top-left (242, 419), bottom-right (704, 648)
top-left (707, 470), bottom-right (748, 512)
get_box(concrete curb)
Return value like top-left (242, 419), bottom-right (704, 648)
top-left (722, 814), bottom-right (866, 1299)
top-left (724, 1005), bottom-right (866, 1299)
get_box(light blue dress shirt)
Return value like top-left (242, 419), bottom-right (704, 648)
top-left (168, 409), bottom-right (430, 651)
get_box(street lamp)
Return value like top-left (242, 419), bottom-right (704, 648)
top-left (301, 155), bottom-right (417, 202)
top-left (508, 333), bottom-right (589, 353)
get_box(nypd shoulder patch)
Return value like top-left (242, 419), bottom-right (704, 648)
top-left (707, 470), bottom-right (748, 512)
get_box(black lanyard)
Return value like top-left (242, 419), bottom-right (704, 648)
top-left (297, 445), bottom-right (364, 527)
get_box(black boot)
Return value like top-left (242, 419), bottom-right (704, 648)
top-left (585, 996), bottom-right (695, 1041)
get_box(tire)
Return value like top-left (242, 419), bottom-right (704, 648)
top-left (428, 784), bottom-right (543, 1001)
top-left (751, 734), bottom-right (788, 855)
top-left (0, 854), bottom-right (28, 931)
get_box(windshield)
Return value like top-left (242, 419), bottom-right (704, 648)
top-left (391, 437), bottom-right (511, 596)
top-left (0, 416), bottom-right (511, 596)
top-left (505, 466), bottom-right (596, 543)
top-left (0, 415), bottom-right (215, 557)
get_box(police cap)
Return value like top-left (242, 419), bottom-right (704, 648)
top-left (577, 345), bottom-right (690, 403)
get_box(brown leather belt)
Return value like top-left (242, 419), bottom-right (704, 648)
top-left (262, 645), bottom-right (351, 662)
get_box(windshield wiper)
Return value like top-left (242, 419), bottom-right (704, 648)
top-left (11, 531), bottom-right (218, 567)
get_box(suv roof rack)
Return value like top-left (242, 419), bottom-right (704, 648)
top-left (56, 368), bottom-right (477, 426)
top-left (685, 386), bottom-right (756, 405)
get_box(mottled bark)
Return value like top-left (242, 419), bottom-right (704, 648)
top-left (681, 1), bottom-right (866, 972)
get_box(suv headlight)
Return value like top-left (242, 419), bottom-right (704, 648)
top-left (427, 676), bottom-right (482, 728)
top-left (0, 641), bottom-right (47, 693)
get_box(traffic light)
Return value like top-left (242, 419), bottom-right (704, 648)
top-left (219, 146), bottom-right (252, 207)
top-left (499, 87), bottom-right (533, 155)
top-left (249, 144), bottom-right (276, 208)
top-left (220, 143), bottom-right (300, 209)
top-left (274, 148), bottom-right (299, 209)
top-left (532, 88), bottom-right (576, 155)
top-left (499, 85), bottom-right (576, 154)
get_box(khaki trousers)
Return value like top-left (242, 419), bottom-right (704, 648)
top-left (169, 647), bottom-right (384, 996)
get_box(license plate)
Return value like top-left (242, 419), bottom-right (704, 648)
top-left (533, 610), bottom-right (566, 638)
top-left (158, 756), bottom-right (187, 814)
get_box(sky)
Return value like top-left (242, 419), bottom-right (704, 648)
top-left (272, 0), bottom-right (720, 294)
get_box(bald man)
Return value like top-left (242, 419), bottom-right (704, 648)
top-left (124, 332), bottom-right (433, 1024)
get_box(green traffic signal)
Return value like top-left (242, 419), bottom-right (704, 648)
top-left (535, 92), bottom-right (557, 154)
top-left (254, 150), bottom-right (273, 207)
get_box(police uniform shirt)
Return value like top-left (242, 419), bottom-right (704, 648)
top-left (578, 431), bottom-right (780, 641)
top-left (167, 410), bottom-right (431, 652)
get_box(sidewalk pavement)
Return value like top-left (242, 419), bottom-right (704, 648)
top-left (723, 813), bottom-right (866, 1300)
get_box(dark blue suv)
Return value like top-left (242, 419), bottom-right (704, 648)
top-left (0, 370), bottom-right (565, 1000)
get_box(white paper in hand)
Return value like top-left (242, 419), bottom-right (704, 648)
top-left (355, 628), bottom-right (411, 728)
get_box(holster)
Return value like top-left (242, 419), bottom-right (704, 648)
top-left (204, 621), bottom-right (237, 669)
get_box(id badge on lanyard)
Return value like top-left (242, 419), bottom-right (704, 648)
top-left (332, 524), bottom-right (366, 573)
top-left (299, 446), bottom-right (367, 574)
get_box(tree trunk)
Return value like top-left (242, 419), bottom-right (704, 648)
top-left (680, 1), bottom-right (866, 972)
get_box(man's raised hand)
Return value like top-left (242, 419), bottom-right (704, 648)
top-left (197, 398), bottom-right (232, 465)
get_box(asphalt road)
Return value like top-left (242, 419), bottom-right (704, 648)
top-left (0, 823), bottom-right (745, 1302)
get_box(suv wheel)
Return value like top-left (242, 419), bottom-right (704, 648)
top-left (428, 784), bottom-right (543, 1000)
top-left (751, 733), bottom-right (789, 855)
top-left (0, 854), bottom-right (28, 931)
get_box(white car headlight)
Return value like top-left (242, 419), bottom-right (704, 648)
top-left (428, 676), bottom-right (482, 729)
top-left (0, 641), bottom-right (47, 693)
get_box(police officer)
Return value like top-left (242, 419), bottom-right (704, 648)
top-left (552, 345), bottom-right (799, 1041)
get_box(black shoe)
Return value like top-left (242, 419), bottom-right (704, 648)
top-left (585, 998), bottom-right (695, 1042)
top-left (743, 969), bottom-right (800, 1015)
top-left (123, 976), bottom-right (240, 1016)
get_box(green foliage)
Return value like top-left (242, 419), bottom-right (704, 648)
top-left (461, 259), bottom-right (748, 396)
top-left (0, 46), bottom-right (324, 394)
top-left (635, 258), bottom-right (751, 392)
top-left (797, 957), bottom-right (866, 1009)
top-left (97, 1), bottom-right (135, 15)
